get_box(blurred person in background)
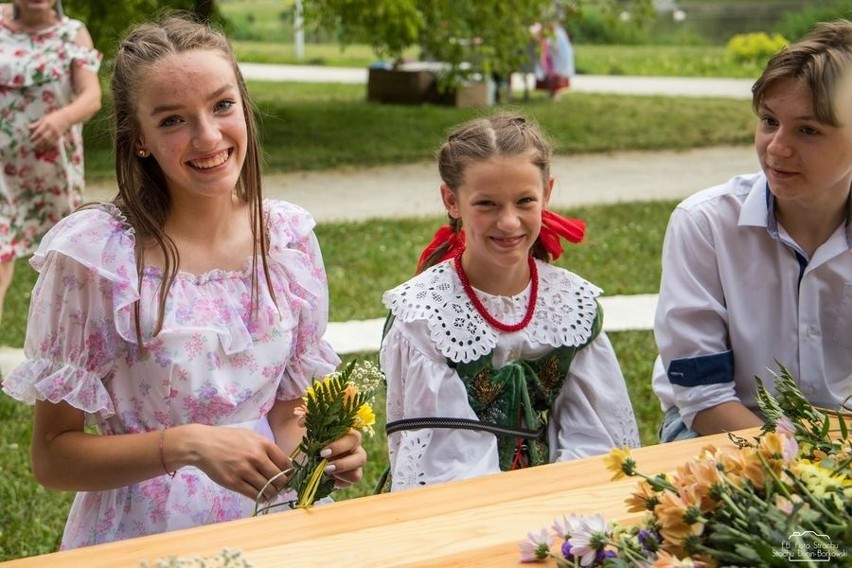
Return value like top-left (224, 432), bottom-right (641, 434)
top-left (0, 0), bottom-right (102, 322)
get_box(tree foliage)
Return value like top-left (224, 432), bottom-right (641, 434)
top-left (302, 0), bottom-right (654, 85)
top-left (63, 0), bottom-right (226, 59)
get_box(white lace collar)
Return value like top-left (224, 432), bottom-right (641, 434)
top-left (382, 259), bottom-right (602, 363)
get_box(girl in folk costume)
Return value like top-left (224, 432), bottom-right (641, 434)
top-left (379, 113), bottom-right (639, 491)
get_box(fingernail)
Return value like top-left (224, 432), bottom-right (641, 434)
top-left (319, 448), bottom-right (332, 458)
top-left (323, 463), bottom-right (337, 474)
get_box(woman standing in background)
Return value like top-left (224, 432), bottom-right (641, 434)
top-left (0, 0), bottom-right (102, 322)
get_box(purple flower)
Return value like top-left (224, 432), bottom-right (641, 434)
top-left (781, 434), bottom-right (799, 464)
top-left (775, 414), bottom-right (795, 436)
top-left (561, 539), bottom-right (575, 560)
top-left (637, 529), bottom-right (661, 553)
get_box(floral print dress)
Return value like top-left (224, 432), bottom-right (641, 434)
top-left (0, 15), bottom-right (101, 262)
top-left (1, 200), bottom-right (340, 549)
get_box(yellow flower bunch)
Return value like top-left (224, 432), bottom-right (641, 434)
top-left (254, 359), bottom-right (382, 513)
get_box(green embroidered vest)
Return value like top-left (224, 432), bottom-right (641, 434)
top-left (449, 303), bottom-right (602, 470)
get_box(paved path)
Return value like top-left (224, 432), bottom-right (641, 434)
top-left (238, 63), bottom-right (756, 99)
top-left (87, 146), bottom-right (759, 223)
top-left (1, 68), bottom-right (761, 376)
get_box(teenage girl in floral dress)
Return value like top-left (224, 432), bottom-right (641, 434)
top-left (2, 14), bottom-right (364, 549)
top-left (380, 113), bottom-right (639, 491)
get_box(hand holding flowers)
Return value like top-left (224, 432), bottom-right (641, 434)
top-left (254, 359), bottom-right (382, 513)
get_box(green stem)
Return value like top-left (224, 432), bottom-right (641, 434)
top-left (717, 491), bottom-right (748, 521)
top-left (636, 471), bottom-right (677, 493)
top-left (295, 457), bottom-right (328, 509)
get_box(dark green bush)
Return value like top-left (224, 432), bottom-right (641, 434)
top-left (774, 0), bottom-right (852, 41)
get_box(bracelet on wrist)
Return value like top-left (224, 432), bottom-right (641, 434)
top-left (159, 429), bottom-right (176, 479)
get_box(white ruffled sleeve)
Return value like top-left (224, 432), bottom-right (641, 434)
top-left (549, 331), bottom-right (641, 460)
top-left (264, 200), bottom-right (339, 399)
top-left (380, 317), bottom-right (501, 491)
top-left (1, 206), bottom-right (138, 419)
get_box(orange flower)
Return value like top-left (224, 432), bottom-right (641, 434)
top-left (626, 479), bottom-right (659, 512)
top-left (758, 431), bottom-right (784, 459)
top-left (676, 459), bottom-right (723, 512)
top-left (734, 447), bottom-right (770, 489)
top-left (343, 384), bottom-right (360, 404)
top-left (652, 549), bottom-right (712, 567)
top-left (655, 491), bottom-right (704, 546)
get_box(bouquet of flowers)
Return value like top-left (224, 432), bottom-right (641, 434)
top-left (519, 365), bottom-right (850, 567)
top-left (254, 359), bottom-right (382, 513)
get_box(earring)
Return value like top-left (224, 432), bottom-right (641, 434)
top-left (137, 149), bottom-right (146, 157)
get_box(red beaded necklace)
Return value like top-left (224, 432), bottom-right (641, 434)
top-left (453, 250), bottom-right (538, 333)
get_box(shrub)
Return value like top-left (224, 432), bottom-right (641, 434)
top-left (725, 32), bottom-right (788, 64)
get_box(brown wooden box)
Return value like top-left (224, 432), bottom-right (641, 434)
top-left (366, 67), bottom-right (436, 104)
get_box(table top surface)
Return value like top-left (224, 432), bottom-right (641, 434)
top-left (2, 430), bottom-right (759, 567)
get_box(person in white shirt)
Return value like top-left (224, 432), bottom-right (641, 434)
top-left (653, 19), bottom-right (852, 442)
top-left (380, 113), bottom-right (639, 491)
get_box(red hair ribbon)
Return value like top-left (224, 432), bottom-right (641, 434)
top-left (416, 225), bottom-right (465, 272)
top-left (539, 209), bottom-right (585, 260)
top-left (415, 209), bottom-right (584, 272)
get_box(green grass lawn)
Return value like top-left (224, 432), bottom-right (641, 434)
top-left (80, 81), bottom-right (757, 182)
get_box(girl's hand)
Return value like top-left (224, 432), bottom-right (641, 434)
top-left (186, 424), bottom-right (294, 501)
top-left (322, 428), bottom-right (366, 489)
top-left (28, 112), bottom-right (70, 150)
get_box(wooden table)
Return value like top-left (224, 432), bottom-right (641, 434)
top-left (2, 430), bottom-right (758, 567)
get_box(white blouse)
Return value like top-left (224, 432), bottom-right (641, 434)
top-left (380, 259), bottom-right (640, 491)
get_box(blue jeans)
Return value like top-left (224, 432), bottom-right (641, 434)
top-left (658, 407), bottom-right (700, 443)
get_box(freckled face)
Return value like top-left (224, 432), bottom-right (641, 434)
top-left (134, 49), bottom-right (247, 203)
top-left (442, 156), bottom-right (552, 283)
top-left (755, 76), bottom-right (852, 209)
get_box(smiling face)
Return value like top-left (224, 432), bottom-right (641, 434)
top-left (133, 49), bottom-right (247, 204)
top-left (755, 76), bottom-right (852, 210)
top-left (442, 154), bottom-right (553, 291)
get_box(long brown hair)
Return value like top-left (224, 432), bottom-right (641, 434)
top-left (110, 11), bottom-right (273, 342)
top-left (419, 112), bottom-right (553, 273)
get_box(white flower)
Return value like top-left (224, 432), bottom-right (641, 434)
top-left (567, 514), bottom-right (610, 566)
top-left (552, 513), bottom-right (584, 539)
top-left (519, 527), bottom-right (553, 562)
